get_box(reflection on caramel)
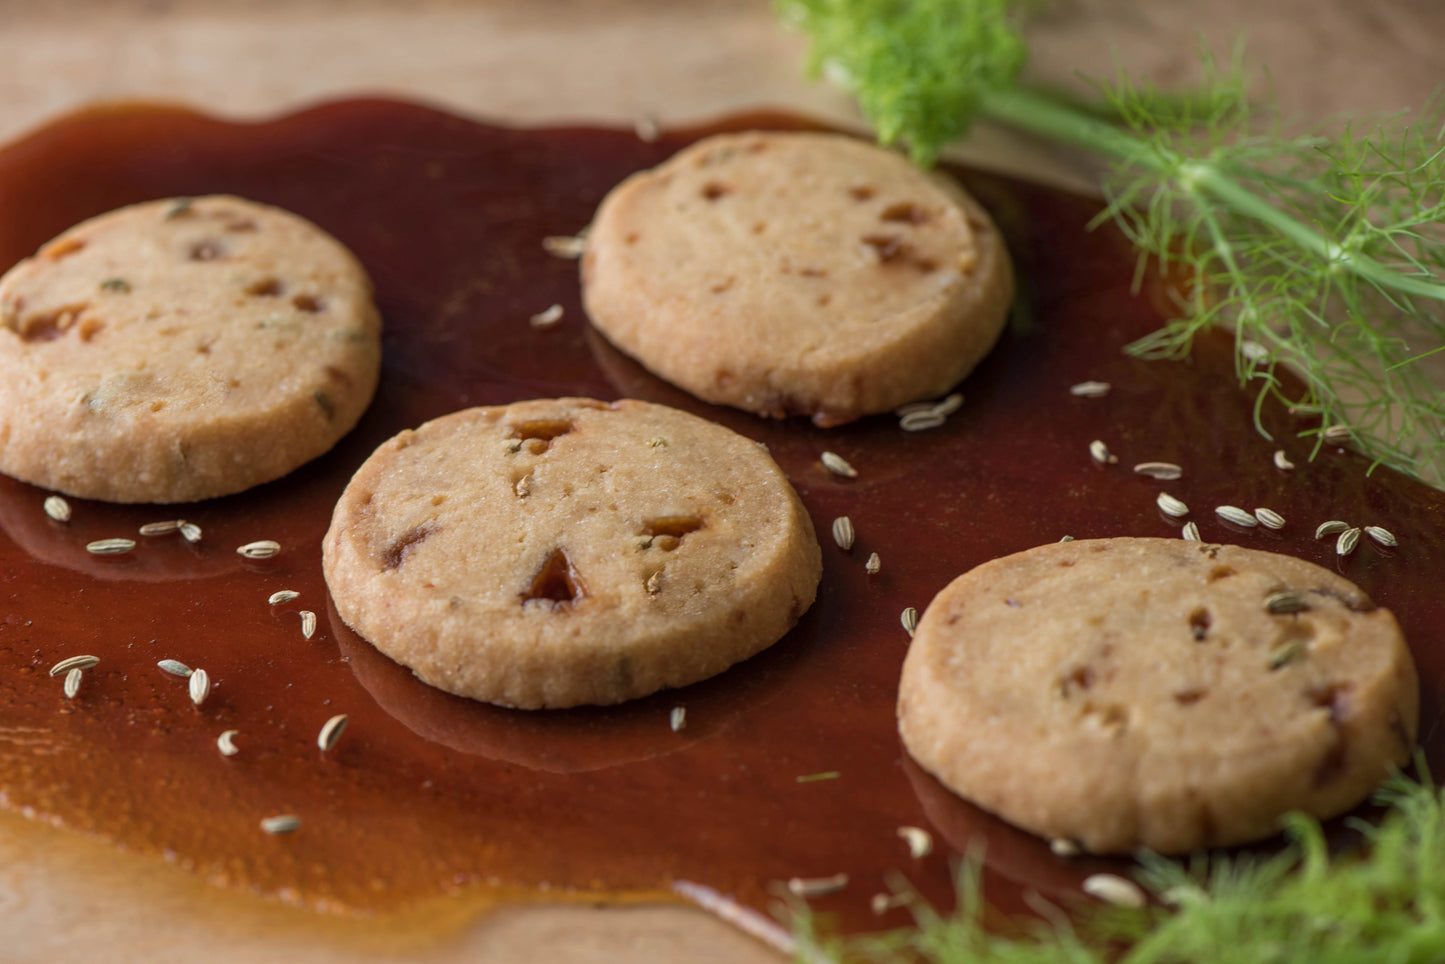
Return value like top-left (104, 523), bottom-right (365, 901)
top-left (0, 102), bottom-right (1440, 939)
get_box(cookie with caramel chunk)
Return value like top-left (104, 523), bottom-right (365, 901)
top-left (581, 131), bottom-right (1013, 426)
top-left (898, 537), bottom-right (1418, 854)
top-left (0, 195), bottom-right (381, 502)
top-left (322, 398), bottom-right (821, 709)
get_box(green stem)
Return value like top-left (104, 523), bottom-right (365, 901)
top-left (979, 86), bottom-right (1445, 303)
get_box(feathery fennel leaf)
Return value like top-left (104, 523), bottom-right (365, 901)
top-left (790, 774), bottom-right (1445, 963)
top-left (781, 0), bottom-right (1445, 485)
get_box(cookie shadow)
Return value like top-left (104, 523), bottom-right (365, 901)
top-left (330, 590), bottom-right (822, 774)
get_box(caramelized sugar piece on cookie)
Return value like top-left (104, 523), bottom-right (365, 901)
top-left (582, 131), bottom-right (1014, 426)
top-left (323, 398), bottom-right (822, 709)
top-left (898, 537), bottom-right (1418, 854)
top-left (0, 195), bottom-right (381, 502)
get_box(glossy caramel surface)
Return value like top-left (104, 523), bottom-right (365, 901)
top-left (0, 102), bottom-right (1441, 936)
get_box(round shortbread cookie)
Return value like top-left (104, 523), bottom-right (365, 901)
top-left (0, 195), bottom-right (382, 503)
top-left (322, 398), bottom-right (822, 709)
top-left (581, 131), bottom-right (1014, 426)
top-left (898, 538), bottom-right (1418, 854)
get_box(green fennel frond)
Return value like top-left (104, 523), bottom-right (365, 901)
top-left (790, 774), bottom-right (1445, 963)
top-left (781, 0), bottom-right (1445, 485)
top-left (780, 0), bottom-right (1026, 166)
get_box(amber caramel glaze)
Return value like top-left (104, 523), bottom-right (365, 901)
top-left (0, 101), bottom-right (1441, 936)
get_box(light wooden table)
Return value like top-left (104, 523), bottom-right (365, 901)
top-left (0, 2), bottom-right (1439, 961)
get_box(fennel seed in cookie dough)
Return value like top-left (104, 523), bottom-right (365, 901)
top-left (581, 130), bottom-right (1013, 425)
top-left (322, 398), bottom-right (821, 709)
top-left (0, 195), bottom-right (382, 503)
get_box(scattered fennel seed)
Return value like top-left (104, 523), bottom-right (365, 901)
top-left (1273, 449), bottom-right (1296, 471)
top-left (317, 714), bottom-right (349, 752)
top-left (1059, 535), bottom-right (1075, 542)
top-left (1240, 339), bottom-right (1268, 361)
top-left (49, 654), bottom-right (99, 677)
top-left (897, 826), bottom-right (933, 858)
top-left (1082, 873), bottom-right (1146, 909)
top-left (1215, 505), bottom-right (1258, 527)
top-left (1134, 461), bottom-right (1183, 480)
top-left (1050, 838), bottom-right (1082, 857)
top-left (189, 668), bottom-right (211, 706)
top-left (237, 540), bottom-right (281, 559)
top-left (899, 410), bottom-right (946, 431)
top-left (871, 892), bottom-right (909, 914)
top-left (268, 590), bottom-right (300, 605)
top-left (900, 607), bottom-right (919, 637)
top-left (86, 538), bottom-right (135, 555)
top-left (820, 451), bottom-right (858, 478)
top-left (831, 516), bottom-right (855, 550)
top-left (796, 771), bottom-right (840, 783)
top-left (787, 873), bottom-right (849, 898)
top-left (1156, 492), bottom-right (1189, 517)
top-left (1337, 527), bottom-right (1362, 556)
top-left (1315, 520), bottom-right (1350, 539)
top-left (217, 730), bottom-right (240, 757)
top-left (138, 520), bottom-right (181, 536)
top-left (1322, 424), bottom-right (1353, 445)
top-left (634, 113), bottom-right (661, 142)
top-left (529, 303), bottom-right (564, 328)
top-left (43, 495), bottom-right (70, 522)
top-left (542, 234), bottom-right (587, 259)
top-left (179, 521), bottom-right (202, 543)
top-left (1069, 381), bottom-right (1110, 398)
top-left (1181, 521), bottom-right (1201, 541)
top-left (933, 392), bottom-right (964, 417)
top-left (157, 659), bottom-right (193, 677)
top-left (1255, 507), bottom-right (1287, 529)
top-left (1365, 525), bottom-right (1398, 548)
top-left (670, 705), bottom-right (686, 732)
top-left (300, 611), bottom-right (317, 640)
top-left (865, 552), bottom-right (881, 575)
top-left (63, 667), bottom-right (83, 699)
top-left (1089, 439), bottom-right (1117, 464)
top-left (260, 814), bottom-right (300, 835)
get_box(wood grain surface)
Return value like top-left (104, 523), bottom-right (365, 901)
top-left (0, 2), bottom-right (1439, 961)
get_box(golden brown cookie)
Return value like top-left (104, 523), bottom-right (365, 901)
top-left (322, 398), bottom-right (821, 709)
top-left (898, 537), bottom-right (1418, 854)
top-left (581, 130), bottom-right (1013, 426)
top-left (0, 195), bottom-right (381, 502)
